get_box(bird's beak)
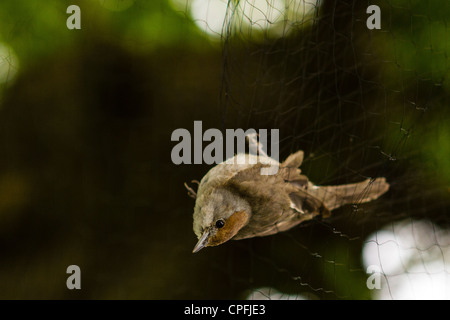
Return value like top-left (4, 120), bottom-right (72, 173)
top-left (192, 230), bottom-right (210, 253)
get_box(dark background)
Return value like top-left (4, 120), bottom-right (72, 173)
top-left (0, 0), bottom-right (448, 299)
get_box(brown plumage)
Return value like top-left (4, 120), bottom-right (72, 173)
top-left (187, 151), bottom-right (389, 253)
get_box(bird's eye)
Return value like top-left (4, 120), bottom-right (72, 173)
top-left (215, 219), bottom-right (225, 229)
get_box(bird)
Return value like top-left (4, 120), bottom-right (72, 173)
top-left (185, 137), bottom-right (390, 253)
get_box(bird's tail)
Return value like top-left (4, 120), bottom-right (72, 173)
top-left (308, 177), bottom-right (390, 211)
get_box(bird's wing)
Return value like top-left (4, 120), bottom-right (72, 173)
top-left (225, 163), bottom-right (330, 217)
top-left (225, 163), bottom-right (331, 239)
top-left (288, 190), bottom-right (331, 218)
top-left (282, 150), bottom-right (304, 169)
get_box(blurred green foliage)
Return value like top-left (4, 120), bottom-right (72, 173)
top-left (0, 0), bottom-right (205, 67)
top-left (0, 0), bottom-right (448, 300)
top-left (371, 0), bottom-right (450, 186)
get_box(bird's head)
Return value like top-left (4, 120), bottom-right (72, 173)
top-left (192, 187), bottom-right (251, 253)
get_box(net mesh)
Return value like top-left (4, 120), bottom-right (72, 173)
top-left (182, 0), bottom-right (450, 299)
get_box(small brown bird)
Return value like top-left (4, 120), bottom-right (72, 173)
top-left (186, 145), bottom-right (389, 253)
